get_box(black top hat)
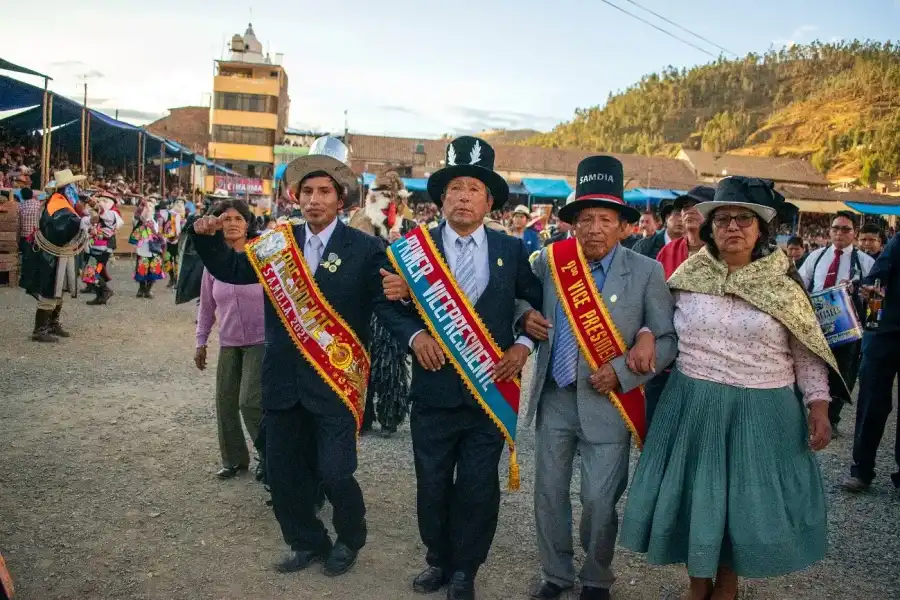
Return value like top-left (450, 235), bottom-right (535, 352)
top-left (427, 136), bottom-right (508, 208)
top-left (558, 156), bottom-right (640, 224)
top-left (673, 185), bottom-right (715, 211)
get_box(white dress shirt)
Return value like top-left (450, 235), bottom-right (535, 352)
top-left (304, 218), bottom-right (338, 274)
top-left (409, 224), bottom-right (534, 351)
top-left (798, 245), bottom-right (874, 292)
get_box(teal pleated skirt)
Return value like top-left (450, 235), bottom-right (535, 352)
top-left (619, 369), bottom-right (827, 578)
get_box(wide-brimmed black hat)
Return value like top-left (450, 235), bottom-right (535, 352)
top-left (673, 185), bottom-right (715, 210)
top-left (558, 156), bottom-right (640, 224)
top-left (697, 176), bottom-right (798, 224)
top-left (427, 136), bottom-right (508, 208)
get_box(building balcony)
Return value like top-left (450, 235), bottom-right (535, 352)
top-left (213, 75), bottom-right (281, 97)
top-left (211, 109), bottom-right (278, 130)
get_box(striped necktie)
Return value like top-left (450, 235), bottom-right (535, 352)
top-left (455, 236), bottom-right (478, 303)
top-left (552, 260), bottom-right (603, 388)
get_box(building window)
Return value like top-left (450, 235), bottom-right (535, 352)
top-left (212, 125), bottom-right (276, 147)
top-left (214, 92), bottom-right (277, 113)
top-left (221, 160), bottom-right (273, 179)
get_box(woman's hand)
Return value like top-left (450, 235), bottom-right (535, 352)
top-left (807, 400), bottom-right (831, 451)
top-left (194, 346), bottom-right (207, 371)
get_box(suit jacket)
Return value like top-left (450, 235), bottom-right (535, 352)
top-left (864, 232), bottom-right (900, 334)
top-left (191, 219), bottom-right (391, 413)
top-left (632, 230), bottom-right (667, 259)
top-left (526, 244), bottom-right (677, 444)
top-left (381, 223), bottom-right (543, 409)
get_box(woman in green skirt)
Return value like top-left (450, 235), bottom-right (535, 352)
top-left (620, 177), bottom-right (846, 600)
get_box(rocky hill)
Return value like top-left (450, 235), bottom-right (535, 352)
top-left (523, 41), bottom-right (900, 184)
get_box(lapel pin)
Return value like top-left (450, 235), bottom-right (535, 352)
top-left (497, 258), bottom-right (503, 267)
top-left (610, 294), bottom-right (618, 303)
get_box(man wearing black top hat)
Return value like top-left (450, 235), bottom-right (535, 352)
top-left (632, 199), bottom-right (682, 259)
top-left (381, 136), bottom-right (544, 600)
top-left (519, 156), bottom-right (676, 600)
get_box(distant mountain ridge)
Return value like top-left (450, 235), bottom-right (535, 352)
top-left (522, 41), bottom-right (900, 184)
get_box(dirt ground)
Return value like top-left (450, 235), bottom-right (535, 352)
top-left (1, 264), bottom-right (898, 600)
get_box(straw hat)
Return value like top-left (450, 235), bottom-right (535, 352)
top-left (52, 169), bottom-right (86, 188)
top-left (208, 189), bottom-right (230, 199)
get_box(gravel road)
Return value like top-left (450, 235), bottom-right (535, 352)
top-left (0, 265), bottom-right (897, 599)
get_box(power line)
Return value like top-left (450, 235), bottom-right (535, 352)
top-left (620, 0), bottom-right (738, 57)
top-left (597, 0), bottom-right (718, 59)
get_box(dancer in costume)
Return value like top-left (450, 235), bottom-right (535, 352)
top-left (161, 199), bottom-right (184, 288)
top-left (84, 192), bottom-right (124, 306)
top-left (19, 169), bottom-right (94, 342)
top-left (349, 171), bottom-right (415, 436)
top-left (191, 136), bottom-right (403, 577)
top-left (131, 198), bottom-right (165, 298)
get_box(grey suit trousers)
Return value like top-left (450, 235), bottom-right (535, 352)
top-left (534, 383), bottom-right (629, 590)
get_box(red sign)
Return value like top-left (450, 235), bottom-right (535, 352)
top-left (214, 176), bottom-right (264, 195)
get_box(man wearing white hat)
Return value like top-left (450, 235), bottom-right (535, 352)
top-left (191, 136), bottom-right (395, 578)
top-left (509, 204), bottom-right (542, 254)
top-left (20, 169), bottom-right (94, 342)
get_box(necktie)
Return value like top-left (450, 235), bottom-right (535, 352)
top-left (307, 235), bottom-right (323, 273)
top-left (822, 248), bottom-right (843, 289)
top-left (455, 236), bottom-right (478, 303)
top-left (551, 302), bottom-right (579, 388)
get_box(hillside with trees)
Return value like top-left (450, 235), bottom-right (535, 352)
top-left (523, 41), bottom-right (900, 184)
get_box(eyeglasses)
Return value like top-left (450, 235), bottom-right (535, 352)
top-left (830, 226), bottom-right (853, 233)
top-left (712, 213), bottom-right (756, 228)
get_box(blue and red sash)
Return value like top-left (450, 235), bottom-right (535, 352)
top-left (387, 226), bottom-right (522, 490)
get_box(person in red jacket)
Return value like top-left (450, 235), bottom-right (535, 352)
top-left (656, 186), bottom-right (715, 279)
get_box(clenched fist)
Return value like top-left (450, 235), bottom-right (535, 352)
top-left (380, 268), bottom-right (411, 301)
top-left (193, 214), bottom-right (225, 236)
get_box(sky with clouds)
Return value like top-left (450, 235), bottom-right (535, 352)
top-left (2, 0), bottom-right (896, 138)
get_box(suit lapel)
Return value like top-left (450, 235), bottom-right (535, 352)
top-left (432, 222), bottom-right (447, 260)
top-left (601, 245), bottom-right (629, 319)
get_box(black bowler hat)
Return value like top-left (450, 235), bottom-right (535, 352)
top-left (673, 185), bottom-right (715, 211)
top-left (558, 156), bottom-right (640, 224)
top-left (427, 136), bottom-right (508, 208)
top-left (696, 176), bottom-right (798, 224)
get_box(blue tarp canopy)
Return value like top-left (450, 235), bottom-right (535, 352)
top-left (521, 178), bottom-right (572, 199)
top-left (508, 182), bottom-right (528, 196)
top-left (274, 163), bottom-right (287, 181)
top-left (0, 58), bottom-right (52, 80)
top-left (845, 201), bottom-right (900, 216)
top-left (624, 188), bottom-right (685, 205)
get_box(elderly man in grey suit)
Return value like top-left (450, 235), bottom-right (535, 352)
top-left (520, 156), bottom-right (677, 600)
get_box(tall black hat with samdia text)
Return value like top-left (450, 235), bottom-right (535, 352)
top-left (559, 155), bottom-right (639, 223)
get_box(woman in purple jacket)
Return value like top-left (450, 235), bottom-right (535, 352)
top-left (194, 200), bottom-right (266, 479)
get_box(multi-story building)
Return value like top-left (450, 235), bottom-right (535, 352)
top-left (206, 23), bottom-right (289, 201)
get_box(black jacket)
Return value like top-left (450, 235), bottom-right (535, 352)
top-left (383, 223), bottom-right (543, 409)
top-left (632, 230), bottom-right (666, 259)
top-left (20, 194), bottom-right (83, 300)
top-left (864, 232), bottom-right (900, 334)
top-left (191, 219), bottom-right (393, 413)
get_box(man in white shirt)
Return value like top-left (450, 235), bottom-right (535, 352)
top-left (798, 211), bottom-right (874, 432)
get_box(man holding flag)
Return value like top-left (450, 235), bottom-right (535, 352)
top-left (521, 156), bottom-right (676, 600)
top-left (381, 136), bottom-right (543, 600)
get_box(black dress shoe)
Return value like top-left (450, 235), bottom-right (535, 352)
top-left (446, 571), bottom-right (475, 600)
top-left (323, 542), bottom-right (358, 576)
top-left (413, 565), bottom-right (449, 593)
top-left (255, 461), bottom-right (266, 482)
top-left (275, 549), bottom-right (327, 573)
top-left (531, 579), bottom-right (569, 600)
top-left (579, 586), bottom-right (610, 600)
top-left (215, 465), bottom-right (248, 479)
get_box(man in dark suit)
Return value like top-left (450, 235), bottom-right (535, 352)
top-left (382, 136), bottom-right (544, 600)
top-left (632, 200), bottom-right (680, 258)
top-left (843, 231), bottom-right (900, 492)
top-left (190, 136), bottom-right (387, 577)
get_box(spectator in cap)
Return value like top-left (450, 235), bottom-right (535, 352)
top-left (510, 204), bottom-right (541, 254)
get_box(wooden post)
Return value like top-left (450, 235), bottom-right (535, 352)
top-left (45, 94), bottom-right (54, 187)
top-left (178, 150), bottom-right (184, 191)
top-left (40, 79), bottom-right (49, 188)
top-left (80, 82), bottom-right (87, 175)
top-left (137, 132), bottom-right (144, 196)
top-left (159, 142), bottom-right (165, 199)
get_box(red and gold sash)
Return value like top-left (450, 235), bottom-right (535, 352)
top-left (246, 223), bottom-right (369, 431)
top-left (0, 552), bottom-right (13, 599)
top-left (547, 237), bottom-right (647, 447)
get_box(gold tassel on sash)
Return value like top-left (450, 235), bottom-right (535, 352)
top-left (507, 449), bottom-right (520, 492)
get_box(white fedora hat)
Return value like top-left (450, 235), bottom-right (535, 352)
top-left (52, 169), bottom-right (86, 189)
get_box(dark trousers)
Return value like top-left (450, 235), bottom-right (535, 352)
top-left (411, 402), bottom-right (505, 575)
top-left (850, 332), bottom-right (900, 486)
top-left (828, 340), bottom-right (862, 425)
top-left (265, 403), bottom-right (366, 553)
